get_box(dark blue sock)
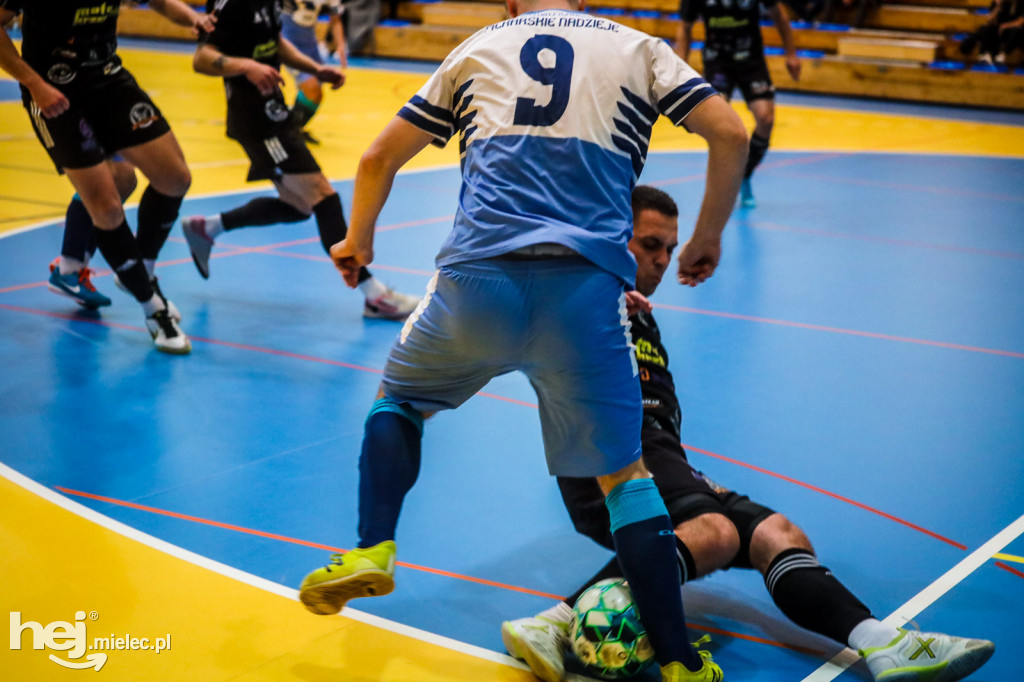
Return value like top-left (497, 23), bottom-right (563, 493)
top-left (606, 478), bottom-right (699, 670)
top-left (357, 398), bottom-right (424, 548)
top-left (62, 196), bottom-right (95, 262)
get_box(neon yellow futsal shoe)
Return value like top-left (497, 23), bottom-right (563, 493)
top-left (661, 636), bottom-right (723, 681)
top-left (299, 541), bottom-right (396, 615)
top-left (860, 628), bottom-right (994, 682)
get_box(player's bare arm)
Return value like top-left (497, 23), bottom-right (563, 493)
top-left (333, 118), bottom-right (434, 287)
top-left (328, 14), bottom-right (348, 69)
top-left (0, 9), bottom-right (69, 117)
top-left (149, 0), bottom-right (216, 36)
top-left (193, 43), bottom-right (282, 95)
top-left (675, 21), bottom-right (695, 62)
top-left (279, 37), bottom-right (344, 88)
top-left (676, 95), bottom-right (748, 286)
top-left (769, 4), bottom-right (801, 81)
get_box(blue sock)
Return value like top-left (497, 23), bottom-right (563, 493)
top-left (357, 398), bottom-right (424, 548)
top-left (62, 196), bottom-right (95, 263)
top-left (606, 478), bottom-right (699, 670)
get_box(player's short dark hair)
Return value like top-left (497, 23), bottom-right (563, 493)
top-left (632, 185), bottom-right (678, 219)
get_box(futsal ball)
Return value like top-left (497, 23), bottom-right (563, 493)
top-left (570, 578), bottom-right (655, 679)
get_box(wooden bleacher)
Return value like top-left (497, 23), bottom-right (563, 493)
top-left (112, 0), bottom-right (1024, 110)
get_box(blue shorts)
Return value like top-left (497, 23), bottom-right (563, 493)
top-left (281, 14), bottom-right (322, 85)
top-left (382, 258), bottom-right (643, 478)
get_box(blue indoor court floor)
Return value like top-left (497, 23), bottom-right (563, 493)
top-left (2, 48), bottom-right (1024, 682)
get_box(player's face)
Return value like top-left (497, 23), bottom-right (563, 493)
top-left (629, 208), bottom-right (678, 297)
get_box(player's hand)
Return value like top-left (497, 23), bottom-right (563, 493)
top-left (676, 235), bottom-right (721, 287)
top-left (192, 12), bottom-right (216, 36)
top-left (624, 290), bottom-right (652, 316)
top-left (786, 54), bottom-right (802, 82)
top-left (330, 238), bottom-right (373, 288)
top-left (316, 66), bottom-right (345, 90)
top-left (29, 81), bottom-right (69, 118)
top-left (245, 61), bottom-right (284, 96)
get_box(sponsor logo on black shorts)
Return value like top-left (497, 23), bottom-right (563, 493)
top-left (47, 64), bottom-right (76, 85)
top-left (129, 103), bottom-right (159, 130)
top-left (265, 100), bottom-right (290, 123)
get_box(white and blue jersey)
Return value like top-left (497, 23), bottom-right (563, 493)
top-left (398, 10), bottom-right (716, 285)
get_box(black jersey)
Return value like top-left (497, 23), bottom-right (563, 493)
top-left (202, 0), bottom-right (292, 138)
top-left (680, 0), bottom-right (775, 64)
top-left (0, 0), bottom-right (140, 90)
top-left (630, 310), bottom-right (682, 441)
top-left (203, 0), bottom-right (283, 70)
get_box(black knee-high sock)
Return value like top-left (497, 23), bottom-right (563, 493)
top-left (221, 197), bottom-right (308, 231)
top-left (607, 479), bottom-right (699, 669)
top-left (136, 186), bottom-right (183, 263)
top-left (764, 548), bottom-right (873, 645)
top-left (93, 221), bottom-right (153, 303)
top-left (312, 193), bottom-right (347, 254)
top-left (357, 403), bottom-right (423, 548)
top-left (563, 536), bottom-right (697, 607)
top-left (312, 193), bottom-right (372, 283)
top-left (745, 133), bottom-right (770, 179)
top-left (62, 197), bottom-right (95, 263)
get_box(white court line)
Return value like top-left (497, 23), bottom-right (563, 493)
top-left (801, 513), bottom-right (1024, 681)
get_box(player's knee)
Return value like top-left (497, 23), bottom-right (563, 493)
top-left (88, 196), bottom-right (127, 230)
top-left (110, 161), bottom-right (138, 201)
top-left (749, 513), bottom-right (813, 571)
top-left (166, 166), bottom-right (192, 197)
top-left (682, 513), bottom-right (740, 575)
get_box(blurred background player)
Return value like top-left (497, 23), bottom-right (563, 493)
top-left (675, 0), bottom-right (802, 208)
top-left (46, 157), bottom-right (136, 310)
top-left (0, 0), bottom-right (209, 354)
top-left (184, 0), bottom-right (419, 320)
top-left (43, 9), bottom-right (215, 314)
top-left (281, 0), bottom-right (347, 145)
top-left (502, 186), bottom-right (996, 682)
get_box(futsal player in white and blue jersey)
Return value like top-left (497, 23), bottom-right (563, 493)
top-left (298, 0), bottom-right (748, 678)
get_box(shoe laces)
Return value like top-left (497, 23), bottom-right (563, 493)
top-left (691, 635), bottom-right (716, 664)
top-left (323, 553), bottom-right (347, 572)
top-left (78, 267), bottom-right (99, 292)
top-left (150, 309), bottom-right (181, 338)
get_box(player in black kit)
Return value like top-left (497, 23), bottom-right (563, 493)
top-left (501, 186), bottom-right (996, 682)
top-left (675, 0), bottom-right (801, 208)
top-left (182, 0), bottom-right (420, 320)
top-left (0, 0), bottom-right (211, 353)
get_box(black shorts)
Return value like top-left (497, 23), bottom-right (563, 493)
top-left (557, 425), bottom-right (776, 570)
top-left (22, 67), bottom-right (171, 173)
top-left (232, 126), bottom-right (321, 182)
top-left (703, 57), bottom-right (775, 104)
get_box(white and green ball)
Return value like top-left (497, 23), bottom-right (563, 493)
top-left (570, 578), bottom-right (655, 679)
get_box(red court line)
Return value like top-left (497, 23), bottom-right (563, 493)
top-left (996, 562), bottom-right (1024, 580)
top-left (0, 300), bottom-right (997, 543)
top-left (685, 445), bottom-right (968, 550)
top-left (652, 302), bottom-right (1024, 360)
top-left (52, 485), bottom-right (566, 602)
top-left (692, 623), bottom-right (822, 657)
top-left (53, 485), bottom-right (823, 656)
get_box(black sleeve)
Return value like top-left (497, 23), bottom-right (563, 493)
top-left (680, 0), bottom-right (704, 23)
